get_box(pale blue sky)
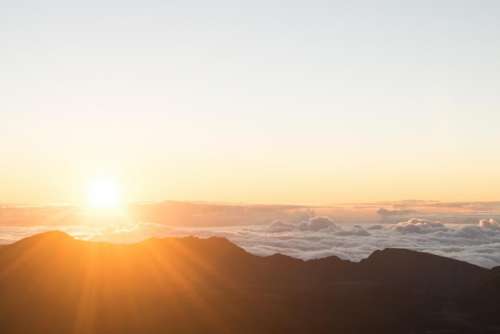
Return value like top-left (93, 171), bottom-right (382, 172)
top-left (1, 1), bottom-right (500, 204)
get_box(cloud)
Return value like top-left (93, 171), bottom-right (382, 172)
top-left (377, 208), bottom-right (418, 217)
top-left (222, 218), bottom-right (500, 268)
top-left (367, 224), bottom-right (384, 230)
top-left (267, 220), bottom-right (296, 233)
top-left (335, 225), bottom-right (370, 236)
top-left (298, 216), bottom-right (339, 232)
top-left (478, 218), bottom-right (500, 230)
top-left (392, 218), bottom-right (448, 234)
top-left (267, 217), bottom-right (369, 236)
top-left (2, 217), bottom-right (500, 269)
top-left (454, 225), bottom-right (487, 239)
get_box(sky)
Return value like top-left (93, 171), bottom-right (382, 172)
top-left (1, 0), bottom-right (500, 205)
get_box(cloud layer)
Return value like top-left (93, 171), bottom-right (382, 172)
top-left (1, 217), bottom-right (500, 268)
top-left (155, 217), bottom-right (500, 268)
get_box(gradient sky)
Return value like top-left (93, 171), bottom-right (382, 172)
top-left (1, 0), bottom-right (500, 205)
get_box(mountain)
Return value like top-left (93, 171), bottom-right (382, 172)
top-left (0, 232), bottom-right (499, 333)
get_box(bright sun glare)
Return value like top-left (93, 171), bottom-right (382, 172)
top-left (86, 178), bottom-right (122, 210)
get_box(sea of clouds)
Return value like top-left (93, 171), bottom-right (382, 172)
top-left (1, 216), bottom-right (500, 268)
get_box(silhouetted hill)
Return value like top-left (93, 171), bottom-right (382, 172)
top-left (0, 232), bottom-right (499, 333)
top-left (359, 248), bottom-right (487, 293)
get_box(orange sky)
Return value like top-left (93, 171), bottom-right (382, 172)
top-left (2, 1), bottom-right (500, 206)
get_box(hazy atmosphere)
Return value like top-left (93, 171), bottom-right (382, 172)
top-left (2, 0), bottom-right (500, 205)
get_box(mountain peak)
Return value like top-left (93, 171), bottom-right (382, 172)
top-left (365, 247), bottom-right (484, 269)
top-left (13, 230), bottom-right (74, 246)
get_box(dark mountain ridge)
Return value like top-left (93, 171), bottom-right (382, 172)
top-left (0, 232), bottom-right (498, 333)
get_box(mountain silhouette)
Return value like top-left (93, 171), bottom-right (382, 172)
top-left (0, 232), bottom-right (499, 333)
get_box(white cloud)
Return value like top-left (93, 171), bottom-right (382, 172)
top-left (392, 218), bottom-right (448, 234)
top-left (335, 225), bottom-right (370, 236)
top-left (479, 218), bottom-right (500, 230)
top-left (267, 220), bottom-right (296, 233)
top-left (298, 216), bottom-right (339, 232)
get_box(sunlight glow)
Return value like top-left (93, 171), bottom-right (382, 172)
top-left (86, 178), bottom-right (122, 210)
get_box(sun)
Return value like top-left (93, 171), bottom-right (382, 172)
top-left (86, 177), bottom-right (122, 210)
